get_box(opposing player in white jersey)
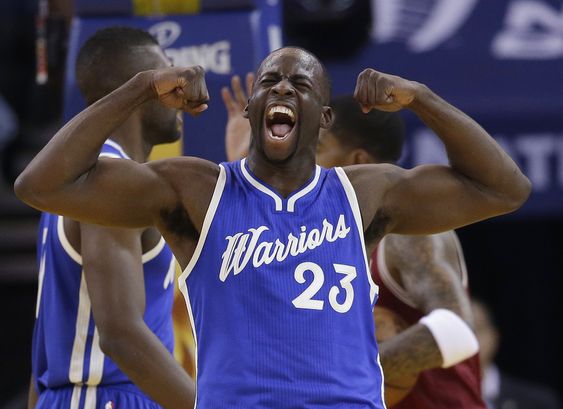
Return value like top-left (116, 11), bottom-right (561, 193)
top-left (16, 47), bottom-right (530, 407)
top-left (27, 27), bottom-right (194, 409)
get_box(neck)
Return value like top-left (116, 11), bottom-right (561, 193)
top-left (110, 115), bottom-right (152, 162)
top-left (246, 149), bottom-right (316, 198)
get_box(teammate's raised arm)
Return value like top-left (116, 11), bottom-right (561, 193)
top-left (348, 69), bottom-right (531, 236)
top-left (222, 73), bottom-right (253, 161)
top-left (14, 66), bottom-right (211, 228)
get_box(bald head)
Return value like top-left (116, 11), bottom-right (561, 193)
top-left (258, 47), bottom-right (332, 104)
top-left (75, 27), bottom-right (163, 105)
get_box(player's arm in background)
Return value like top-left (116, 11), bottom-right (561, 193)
top-left (80, 223), bottom-right (195, 409)
top-left (222, 73), bottom-right (253, 161)
top-left (27, 375), bottom-right (38, 409)
top-left (14, 67), bottom-right (211, 230)
top-left (377, 232), bottom-right (475, 406)
top-left (348, 69), bottom-right (531, 236)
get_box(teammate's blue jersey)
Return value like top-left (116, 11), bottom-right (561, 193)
top-left (179, 159), bottom-right (386, 408)
top-left (32, 140), bottom-right (175, 396)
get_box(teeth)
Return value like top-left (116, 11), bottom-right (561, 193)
top-left (267, 105), bottom-right (295, 122)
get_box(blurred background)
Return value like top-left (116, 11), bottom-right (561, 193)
top-left (0, 0), bottom-right (561, 407)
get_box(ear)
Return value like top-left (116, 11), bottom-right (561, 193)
top-left (242, 99), bottom-right (249, 119)
top-left (320, 105), bottom-right (333, 129)
top-left (350, 148), bottom-right (375, 165)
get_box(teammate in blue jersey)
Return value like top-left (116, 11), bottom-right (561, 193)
top-left (27, 27), bottom-right (194, 409)
top-left (16, 46), bottom-right (531, 407)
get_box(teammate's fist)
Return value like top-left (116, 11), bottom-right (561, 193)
top-left (149, 66), bottom-right (209, 115)
top-left (354, 69), bottom-right (419, 113)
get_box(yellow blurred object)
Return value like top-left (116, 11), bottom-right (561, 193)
top-left (173, 282), bottom-right (196, 378)
top-left (149, 139), bottom-right (183, 161)
top-left (133, 0), bottom-right (200, 15)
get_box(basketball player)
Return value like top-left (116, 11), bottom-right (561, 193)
top-left (317, 97), bottom-right (485, 408)
top-left (26, 28), bottom-right (194, 409)
top-left (223, 81), bottom-right (486, 407)
top-left (15, 47), bottom-right (530, 407)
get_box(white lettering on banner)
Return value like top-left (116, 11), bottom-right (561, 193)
top-left (514, 135), bottom-right (554, 191)
top-left (411, 129), bottom-right (563, 193)
top-left (492, 1), bottom-right (563, 59)
top-left (165, 41), bottom-right (231, 75)
top-left (149, 21), bottom-right (181, 48)
top-left (370, 0), bottom-right (478, 52)
top-left (219, 215), bottom-right (350, 282)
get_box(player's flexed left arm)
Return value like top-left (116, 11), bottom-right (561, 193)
top-left (348, 69), bottom-right (531, 237)
top-left (15, 66), bottom-right (211, 229)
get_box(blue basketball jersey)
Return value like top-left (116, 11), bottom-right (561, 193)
top-left (32, 140), bottom-right (175, 404)
top-left (179, 159), bottom-right (386, 408)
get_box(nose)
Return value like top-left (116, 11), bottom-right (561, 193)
top-left (272, 78), bottom-right (295, 96)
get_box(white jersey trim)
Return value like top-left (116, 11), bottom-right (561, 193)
top-left (70, 385), bottom-right (81, 409)
top-left (58, 215), bottom-right (82, 265)
top-left (178, 164), bottom-right (226, 282)
top-left (376, 353), bottom-right (388, 409)
top-left (180, 282), bottom-right (199, 409)
top-left (178, 164), bottom-right (227, 409)
top-left (84, 385), bottom-right (97, 408)
top-left (86, 327), bottom-right (104, 386)
top-left (240, 158), bottom-right (321, 213)
top-left (376, 237), bottom-right (418, 308)
top-left (98, 153), bottom-right (122, 159)
top-left (69, 273), bottom-right (91, 384)
top-left (104, 139), bottom-right (131, 160)
top-left (36, 227), bottom-right (48, 318)
top-left (335, 167), bottom-right (379, 303)
top-left (287, 165), bottom-right (321, 212)
top-left (240, 158), bottom-right (283, 211)
top-left (58, 215), bottom-right (166, 265)
top-left (141, 237), bottom-right (166, 263)
top-left (450, 231), bottom-right (469, 288)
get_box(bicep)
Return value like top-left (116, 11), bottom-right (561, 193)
top-left (42, 159), bottom-right (177, 228)
top-left (371, 164), bottom-right (508, 235)
top-left (80, 223), bottom-right (146, 329)
top-left (385, 233), bottom-right (472, 323)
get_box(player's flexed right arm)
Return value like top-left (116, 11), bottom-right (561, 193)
top-left (15, 66), bottom-right (211, 228)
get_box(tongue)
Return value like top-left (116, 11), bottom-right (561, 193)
top-left (271, 124), bottom-right (292, 138)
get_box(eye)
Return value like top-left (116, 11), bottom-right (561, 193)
top-left (260, 77), bottom-right (277, 85)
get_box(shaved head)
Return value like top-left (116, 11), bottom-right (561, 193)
top-left (258, 47), bottom-right (332, 104)
top-left (75, 27), bottom-right (162, 105)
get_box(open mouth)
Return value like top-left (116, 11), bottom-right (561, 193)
top-left (265, 105), bottom-right (296, 140)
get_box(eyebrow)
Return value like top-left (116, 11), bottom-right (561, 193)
top-left (291, 74), bottom-right (312, 83)
top-left (260, 72), bottom-right (312, 83)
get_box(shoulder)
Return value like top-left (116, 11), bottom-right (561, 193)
top-left (149, 157), bottom-right (222, 238)
top-left (148, 156), bottom-right (220, 184)
top-left (342, 163), bottom-right (405, 191)
top-left (342, 164), bottom-right (406, 237)
top-left (147, 156), bottom-right (221, 202)
top-left (384, 231), bottom-right (460, 273)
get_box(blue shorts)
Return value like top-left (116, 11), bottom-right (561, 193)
top-left (36, 383), bottom-right (162, 409)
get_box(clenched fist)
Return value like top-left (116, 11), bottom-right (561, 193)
top-left (354, 69), bottom-right (420, 113)
top-left (148, 66), bottom-right (209, 116)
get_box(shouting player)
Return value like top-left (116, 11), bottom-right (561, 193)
top-left (16, 47), bottom-right (530, 407)
top-left (223, 79), bottom-right (486, 407)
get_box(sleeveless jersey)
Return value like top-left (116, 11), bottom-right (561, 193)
top-left (371, 236), bottom-right (486, 409)
top-left (32, 140), bottom-right (175, 399)
top-left (179, 159), bottom-right (386, 408)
